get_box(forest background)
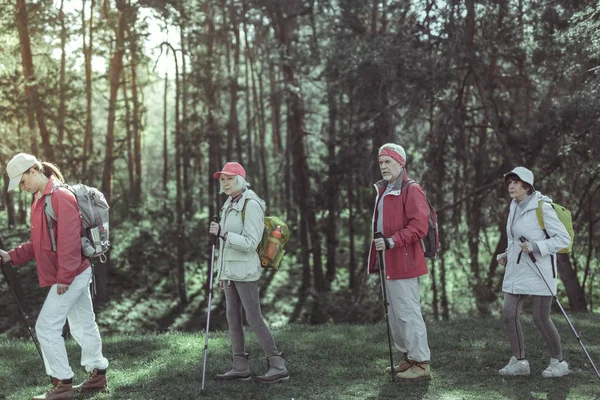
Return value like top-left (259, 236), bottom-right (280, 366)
top-left (0, 0), bottom-right (599, 336)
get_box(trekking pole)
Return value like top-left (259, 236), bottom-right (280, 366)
top-left (375, 232), bottom-right (395, 383)
top-left (519, 237), bottom-right (600, 379)
top-left (0, 258), bottom-right (45, 366)
top-left (201, 217), bottom-right (219, 394)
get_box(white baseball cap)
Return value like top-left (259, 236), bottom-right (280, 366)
top-left (6, 153), bottom-right (38, 191)
top-left (504, 166), bottom-right (534, 187)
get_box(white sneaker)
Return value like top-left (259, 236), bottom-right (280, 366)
top-left (499, 356), bottom-right (530, 376)
top-left (542, 358), bottom-right (571, 378)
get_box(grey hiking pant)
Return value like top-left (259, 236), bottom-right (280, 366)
top-left (223, 280), bottom-right (279, 357)
top-left (385, 277), bottom-right (431, 362)
top-left (502, 293), bottom-right (563, 360)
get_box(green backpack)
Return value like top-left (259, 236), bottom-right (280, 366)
top-left (536, 200), bottom-right (574, 254)
top-left (242, 199), bottom-right (289, 270)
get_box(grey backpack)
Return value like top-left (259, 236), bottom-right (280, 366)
top-left (44, 183), bottom-right (110, 263)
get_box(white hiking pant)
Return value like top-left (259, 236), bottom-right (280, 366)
top-left (385, 277), bottom-right (431, 362)
top-left (36, 267), bottom-right (109, 379)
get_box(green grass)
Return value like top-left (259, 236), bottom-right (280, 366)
top-left (1, 315), bottom-right (599, 399)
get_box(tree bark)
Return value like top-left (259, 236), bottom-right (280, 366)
top-left (127, 20), bottom-right (142, 206)
top-left (122, 69), bottom-right (134, 191)
top-left (162, 68), bottom-right (169, 192)
top-left (179, 9), bottom-right (192, 215)
top-left (57, 0), bottom-right (67, 149)
top-left (265, 1), bottom-right (326, 323)
top-left (82, 0), bottom-right (95, 180)
top-left (247, 35), bottom-right (268, 198)
top-left (242, 3), bottom-right (253, 170)
top-left (15, 0), bottom-right (53, 161)
top-left (101, 0), bottom-right (127, 203)
top-left (324, 67), bottom-right (338, 289)
top-left (557, 254), bottom-right (587, 312)
top-left (162, 40), bottom-right (185, 305)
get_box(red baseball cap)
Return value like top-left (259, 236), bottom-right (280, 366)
top-left (213, 162), bottom-right (246, 179)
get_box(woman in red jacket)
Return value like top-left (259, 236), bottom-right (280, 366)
top-left (367, 143), bottom-right (432, 381)
top-left (0, 153), bottom-right (108, 400)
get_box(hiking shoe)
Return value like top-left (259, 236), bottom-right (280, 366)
top-left (542, 358), bottom-right (571, 378)
top-left (385, 353), bottom-right (411, 373)
top-left (73, 368), bottom-right (107, 392)
top-left (498, 356), bottom-right (530, 376)
top-left (32, 378), bottom-right (73, 400)
top-left (396, 361), bottom-right (431, 381)
top-left (215, 353), bottom-right (252, 381)
top-left (255, 353), bottom-right (289, 384)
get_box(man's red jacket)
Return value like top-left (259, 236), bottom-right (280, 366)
top-left (368, 174), bottom-right (429, 280)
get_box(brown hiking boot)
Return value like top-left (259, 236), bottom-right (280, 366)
top-left (32, 377), bottom-right (73, 400)
top-left (385, 353), bottom-right (411, 373)
top-left (73, 368), bottom-right (107, 392)
top-left (396, 360), bottom-right (431, 381)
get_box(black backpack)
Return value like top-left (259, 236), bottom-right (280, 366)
top-left (402, 180), bottom-right (439, 258)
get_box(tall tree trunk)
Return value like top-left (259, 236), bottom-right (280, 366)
top-left (96, 0), bottom-right (127, 304)
top-left (269, 59), bottom-right (282, 154)
top-left (247, 37), bottom-right (268, 198)
top-left (122, 70), bottom-right (134, 191)
top-left (57, 0), bottom-right (67, 149)
top-left (15, 0), bottom-right (53, 160)
top-left (205, 1), bottom-right (220, 300)
top-left (348, 180), bottom-right (357, 292)
top-left (127, 22), bottom-right (142, 206)
top-left (1, 151), bottom-right (16, 228)
top-left (82, 0), bottom-right (95, 179)
top-left (557, 254), bottom-right (587, 311)
top-left (242, 4), bottom-right (253, 170)
top-left (179, 10), bottom-right (192, 215)
top-left (228, 2), bottom-right (243, 164)
top-left (162, 69), bottom-right (169, 192)
top-left (266, 2), bottom-right (326, 323)
top-left (162, 40), bottom-right (185, 305)
top-left (371, 0), bottom-right (377, 34)
top-left (101, 0), bottom-right (127, 203)
top-left (324, 68), bottom-right (338, 289)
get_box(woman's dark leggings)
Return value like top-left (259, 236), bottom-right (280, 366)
top-left (502, 293), bottom-right (563, 360)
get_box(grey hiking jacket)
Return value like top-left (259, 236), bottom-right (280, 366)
top-left (501, 191), bottom-right (570, 296)
top-left (216, 189), bottom-right (266, 282)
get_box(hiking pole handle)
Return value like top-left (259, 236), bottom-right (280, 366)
top-left (210, 216), bottom-right (219, 246)
top-left (518, 237), bottom-right (537, 263)
top-left (374, 232), bottom-right (385, 252)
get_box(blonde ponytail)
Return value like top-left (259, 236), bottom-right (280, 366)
top-left (31, 161), bottom-right (65, 183)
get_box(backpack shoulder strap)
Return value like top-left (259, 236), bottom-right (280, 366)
top-left (536, 200), bottom-right (552, 239)
top-left (44, 186), bottom-right (60, 221)
top-left (536, 200), bottom-right (546, 230)
top-left (241, 198), bottom-right (249, 223)
top-left (44, 186), bottom-right (61, 251)
top-left (43, 184), bottom-right (69, 252)
top-left (402, 179), bottom-right (417, 216)
top-left (241, 198), bottom-right (261, 224)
